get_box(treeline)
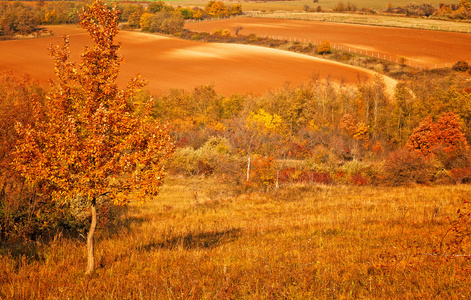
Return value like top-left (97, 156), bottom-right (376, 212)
top-left (149, 69), bottom-right (471, 187)
top-left (121, 0), bottom-right (242, 34)
top-left (0, 1), bottom-right (85, 38)
top-left (0, 0), bottom-right (242, 38)
top-left (385, 1), bottom-right (471, 19)
top-left (311, 0), bottom-right (471, 20)
top-left (1, 67), bottom-right (471, 240)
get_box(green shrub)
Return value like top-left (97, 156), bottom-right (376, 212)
top-left (169, 136), bottom-right (240, 177)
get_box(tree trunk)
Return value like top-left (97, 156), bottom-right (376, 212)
top-left (246, 155), bottom-right (251, 182)
top-left (86, 198), bottom-right (97, 275)
top-left (276, 169), bottom-right (279, 189)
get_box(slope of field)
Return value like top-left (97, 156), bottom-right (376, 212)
top-left (185, 17), bottom-right (471, 69)
top-left (0, 25), bottom-right (391, 96)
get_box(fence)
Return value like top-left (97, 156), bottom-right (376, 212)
top-left (259, 34), bottom-right (465, 70)
top-left (185, 14), bottom-right (469, 70)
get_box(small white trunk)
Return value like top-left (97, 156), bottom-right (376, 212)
top-left (246, 155), bottom-right (251, 182)
top-left (86, 199), bottom-right (97, 275)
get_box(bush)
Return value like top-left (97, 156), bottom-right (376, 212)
top-left (0, 193), bottom-right (90, 242)
top-left (383, 149), bottom-right (439, 186)
top-left (245, 155), bottom-right (278, 191)
top-left (191, 34), bottom-right (201, 40)
top-left (452, 60), bottom-right (469, 72)
top-left (213, 28), bottom-right (232, 37)
top-left (333, 2), bottom-right (357, 12)
top-left (317, 41), bottom-right (331, 55)
top-left (169, 136), bottom-right (239, 177)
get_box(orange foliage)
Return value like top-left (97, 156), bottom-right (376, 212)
top-left (340, 113), bottom-right (369, 142)
top-left (245, 155), bottom-right (277, 191)
top-left (407, 113), bottom-right (467, 156)
top-left (12, 0), bottom-right (174, 273)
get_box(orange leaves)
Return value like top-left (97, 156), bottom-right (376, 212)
top-left (317, 41), bottom-right (331, 55)
top-left (12, 0), bottom-right (174, 206)
top-left (79, 0), bottom-right (120, 48)
top-left (340, 114), bottom-right (369, 142)
top-left (407, 113), bottom-right (467, 156)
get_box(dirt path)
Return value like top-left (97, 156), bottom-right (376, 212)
top-left (186, 17), bottom-right (471, 69)
top-left (0, 25), bottom-right (395, 96)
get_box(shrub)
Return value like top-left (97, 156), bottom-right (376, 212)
top-left (333, 2), bottom-right (357, 12)
top-left (213, 28), bottom-right (232, 37)
top-left (246, 33), bottom-right (258, 43)
top-left (317, 41), bottom-right (331, 55)
top-left (350, 173), bottom-right (368, 186)
top-left (300, 170), bottom-right (333, 184)
top-left (245, 155), bottom-right (278, 191)
top-left (383, 148), bottom-right (439, 186)
top-left (169, 136), bottom-right (238, 177)
top-left (0, 194), bottom-right (91, 242)
top-left (452, 60), bottom-right (469, 72)
top-left (407, 113), bottom-right (468, 169)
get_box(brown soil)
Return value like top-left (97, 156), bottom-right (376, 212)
top-left (186, 17), bottom-right (471, 68)
top-left (0, 25), bottom-right (392, 96)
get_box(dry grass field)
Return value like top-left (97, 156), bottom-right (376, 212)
top-left (2, 4), bottom-right (471, 298)
top-left (1, 176), bottom-right (470, 298)
top-left (250, 12), bottom-right (471, 33)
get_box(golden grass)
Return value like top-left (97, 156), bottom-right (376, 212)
top-left (1, 176), bottom-right (471, 298)
top-left (251, 12), bottom-right (471, 33)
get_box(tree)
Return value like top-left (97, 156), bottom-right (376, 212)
top-left (407, 113), bottom-right (467, 157)
top-left (13, 0), bottom-right (174, 274)
top-left (460, 0), bottom-right (471, 10)
top-left (317, 41), bottom-right (331, 56)
top-left (205, 0), bottom-right (229, 18)
top-left (398, 57), bottom-right (407, 66)
top-left (406, 116), bottom-right (437, 156)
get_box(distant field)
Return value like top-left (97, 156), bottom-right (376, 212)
top-left (250, 11), bottom-right (471, 33)
top-left (0, 25), bottom-right (383, 96)
top-left (186, 17), bottom-right (471, 69)
top-left (163, 0), bottom-right (458, 11)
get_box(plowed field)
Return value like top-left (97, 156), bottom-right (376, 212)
top-left (0, 25), bottom-right (393, 96)
top-left (186, 17), bottom-right (471, 69)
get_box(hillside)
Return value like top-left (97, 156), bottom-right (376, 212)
top-left (0, 25), bottom-right (386, 96)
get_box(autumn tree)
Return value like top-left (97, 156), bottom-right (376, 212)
top-left (0, 73), bottom-right (47, 241)
top-left (407, 113), bottom-right (468, 168)
top-left (205, 0), bottom-right (229, 18)
top-left (317, 41), bottom-right (331, 55)
top-left (244, 109), bottom-right (287, 186)
top-left (340, 113), bottom-right (369, 158)
top-left (13, 0), bottom-right (174, 274)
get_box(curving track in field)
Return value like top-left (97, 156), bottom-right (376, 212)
top-left (185, 17), bottom-right (471, 69)
top-left (0, 25), bottom-right (394, 96)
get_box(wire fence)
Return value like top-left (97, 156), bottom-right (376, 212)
top-left (250, 33), bottom-right (465, 70)
top-left (185, 14), bottom-right (469, 69)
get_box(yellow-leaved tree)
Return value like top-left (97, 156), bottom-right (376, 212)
top-left (13, 0), bottom-right (174, 274)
